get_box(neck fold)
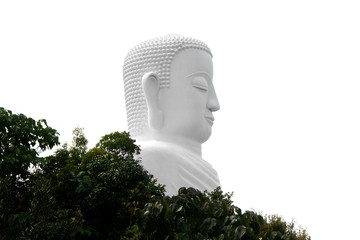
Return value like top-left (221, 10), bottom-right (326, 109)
top-left (135, 132), bottom-right (202, 157)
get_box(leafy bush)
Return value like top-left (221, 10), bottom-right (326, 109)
top-left (124, 187), bottom-right (263, 240)
top-left (259, 214), bottom-right (310, 240)
top-left (123, 188), bottom-right (311, 240)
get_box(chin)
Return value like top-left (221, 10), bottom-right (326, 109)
top-left (174, 123), bottom-right (212, 143)
top-left (196, 127), bottom-right (212, 143)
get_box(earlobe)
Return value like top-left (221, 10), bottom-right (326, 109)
top-left (142, 72), bottom-right (163, 130)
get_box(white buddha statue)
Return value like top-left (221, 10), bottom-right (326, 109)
top-left (123, 34), bottom-right (221, 195)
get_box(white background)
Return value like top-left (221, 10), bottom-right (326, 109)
top-left (1, 1), bottom-right (359, 239)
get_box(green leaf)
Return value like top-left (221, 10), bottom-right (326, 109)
top-left (200, 217), bottom-right (217, 231)
top-left (235, 226), bottom-right (246, 238)
top-left (152, 203), bottom-right (163, 217)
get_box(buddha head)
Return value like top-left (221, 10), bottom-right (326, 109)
top-left (123, 34), bottom-right (220, 144)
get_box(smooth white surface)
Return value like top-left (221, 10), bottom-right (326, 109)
top-left (1, 1), bottom-right (360, 239)
top-left (138, 140), bottom-right (220, 196)
top-left (131, 45), bottom-right (221, 195)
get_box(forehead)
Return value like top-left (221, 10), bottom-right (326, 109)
top-left (170, 48), bottom-right (213, 78)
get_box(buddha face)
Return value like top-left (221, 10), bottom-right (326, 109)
top-left (158, 48), bottom-right (220, 143)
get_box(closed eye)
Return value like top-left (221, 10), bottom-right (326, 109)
top-left (192, 77), bottom-right (208, 92)
top-left (193, 84), bottom-right (208, 91)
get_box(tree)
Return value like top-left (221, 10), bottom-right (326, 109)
top-left (0, 107), bottom-right (59, 239)
top-left (0, 107), bottom-right (59, 179)
top-left (18, 128), bottom-right (164, 239)
top-left (0, 109), bottom-right (164, 239)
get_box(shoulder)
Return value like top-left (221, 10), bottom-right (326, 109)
top-left (136, 140), bottom-right (182, 170)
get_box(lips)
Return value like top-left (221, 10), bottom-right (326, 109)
top-left (205, 115), bottom-right (215, 125)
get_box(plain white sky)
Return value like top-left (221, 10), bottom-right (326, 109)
top-left (1, 1), bottom-right (359, 239)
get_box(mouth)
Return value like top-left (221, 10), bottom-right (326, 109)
top-left (205, 116), bottom-right (215, 125)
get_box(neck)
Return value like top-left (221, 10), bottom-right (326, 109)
top-left (135, 131), bottom-right (202, 156)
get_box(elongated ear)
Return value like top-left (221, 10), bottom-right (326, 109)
top-left (142, 72), bottom-right (163, 130)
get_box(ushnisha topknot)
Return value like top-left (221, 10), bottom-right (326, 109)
top-left (123, 34), bottom-right (213, 136)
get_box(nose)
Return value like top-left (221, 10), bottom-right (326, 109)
top-left (207, 83), bottom-right (220, 112)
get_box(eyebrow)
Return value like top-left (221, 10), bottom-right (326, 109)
top-left (186, 71), bottom-right (212, 79)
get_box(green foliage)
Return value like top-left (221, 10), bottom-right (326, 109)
top-left (0, 107), bottom-right (59, 179)
top-left (31, 129), bottom-right (165, 239)
top-left (0, 108), bottom-right (310, 240)
top-left (96, 131), bottom-right (140, 159)
top-left (124, 188), bottom-right (311, 240)
top-left (259, 214), bottom-right (311, 240)
top-left (0, 109), bottom-right (165, 239)
top-left (69, 127), bottom-right (88, 160)
top-left (124, 187), bottom-right (264, 240)
top-left (0, 107), bottom-right (60, 239)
